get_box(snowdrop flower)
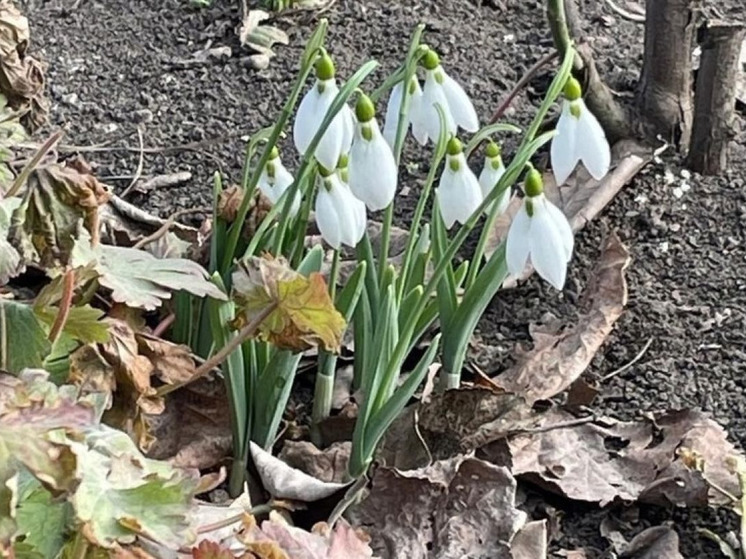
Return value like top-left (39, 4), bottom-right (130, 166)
top-left (550, 77), bottom-right (611, 186)
top-left (410, 49), bottom-right (479, 145)
top-left (506, 167), bottom-right (574, 290)
top-left (347, 93), bottom-right (398, 211)
top-left (478, 141), bottom-right (510, 215)
top-left (293, 53), bottom-right (355, 171)
top-left (315, 167), bottom-right (366, 249)
top-left (437, 137), bottom-right (483, 229)
top-left (258, 146), bottom-right (301, 217)
top-left (382, 77), bottom-right (426, 148)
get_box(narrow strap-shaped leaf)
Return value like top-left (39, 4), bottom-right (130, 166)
top-left (297, 245), bottom-right (324, 276)
top-left (361, 335), bottom-right (441, 469)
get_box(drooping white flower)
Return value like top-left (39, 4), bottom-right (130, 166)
top-left (315, 171), bottom-right (367, 249)
top-left (506, 167), bottom-right (574, 290)
top-left (382, 77), bottom-right (426, 149)
top-left (293, 53), bottom-right (355, 171)
top-left (436, 137), bottom-right (483, 229)
top-left (478, 141), bottom-right (510, 216)
top-left (348, 93), bottom-right (398, 211)
top-left (550, 77), bottom-right (611, 186)
top-left (258, 147), bottom-right (301, 217)
top-left (410, 49), bottom-right (479, 145)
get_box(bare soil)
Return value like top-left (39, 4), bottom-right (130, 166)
top-left (23, 0), bottom-right (746, 555)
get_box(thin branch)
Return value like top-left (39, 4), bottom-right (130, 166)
top-left (601, 337), bottom-right (653, 381)
top-left (155, 302), bottom-right (278, 397)
top-left (152, 313), bottom-right (176, 338)
top-left (120, 127), bottom-right (145, 198)
top-left (603, 0), bottom-right (645, 22)
top-left (513, 414), bottom-right (597, 434)
top-left (6, 130), bottom-right (64, 197)
top-left (131, 207), bottom-right (210, 250)
top-left (47, 269), bottom-right (75, 345)
top-left (489, 51), bottom-right (559, 124)
top-left (196, 503), bottom-right (274, 534)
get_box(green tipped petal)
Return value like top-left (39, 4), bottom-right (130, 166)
top-left (524, 167), bottom-right (544, 197)
top-left (446, 136), bottom-right (463, 156)
top-left (269, 145), bottom-right (280, 160)
top-left (355, 93), bottom-right (375, 123)
top-left (315, 53), bottom-right (335, 81)
top-left (337, 153), bottom-right (349, 169)
top-left (563, 76), bottom-right (582, 101)
top-left (318, 164), bottom-right (335, 178)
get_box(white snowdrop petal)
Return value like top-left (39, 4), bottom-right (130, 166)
top-left (576, 100), bottom-right (611, 180)
top-left (257, 169), bottom-right (276, 203)
top-left (315, 185), bottom-right (341, 249)
top-left (348, 120), bottom-right (398, 211)
top-left (382, 81), bottom-right (404, 149)
top-left (437, 154), bottom-right (483, 229)
top-left (542, 198), bottom-right (574, 261)
top-left (340, 105), bottom-right (356, 155)
top-left (293, 83), bottom-right (324, 156)
top-left (550, 101), bottom-right (581, 186)
top-left (529, 203), bottom-right (568, 290)
top-left (408, 80), bottom-right (429, 146)
top-left (349, 194), bottom-right (368, 246)
top-left (478, 159), bottom-right (506, 200)
top-left (505, 202), bottom-right (532, 277)
top-left (419, 71), bottom-right (456, 144)
top-left (441, 70), bottom-right (479, 132)
top-left (333, 180), bottom-right (367, 247)
top-left (494, 186), bottom-right (512, 216)
top-left (436, 170), bottom-right (460, 229)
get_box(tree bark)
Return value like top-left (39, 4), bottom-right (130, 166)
top-left (547, 0), bottom-right (631, 142)
top-left (686, 21), bottom-right (746, 174)
top-left (637, 0), bottom-right (697, 150)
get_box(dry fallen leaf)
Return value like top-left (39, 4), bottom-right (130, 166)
top-left (377, 387), bottom-right (534, 471)
top-left (510, 520), bottom-right (547, 559)
top-left (620, 526), bottom-right (683, 559)
top-left (508, 408), bottom-right (742, 507)
top-left (9, 158), bottom-right (111, 272)
top-left (494, 232), bottom-right (629, 404)
top-left (237, 511), bottom-right (373, 559)
top-left (278, 441), bottom-right (351, 484)
top-left (0, 0), bottom-right (48, 130)
top-left (70, 319), bottom-right (202, 453)
top-left (250, 441), bottom-right (349, 502)
top-left (233, 254), bottom-right (346, 353)
top-left (348, 455), bottom-right (527, 559)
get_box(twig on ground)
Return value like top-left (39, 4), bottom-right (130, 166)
top-left (132, 171), bottom-right (193, 194)
top-left (195, 503), bottom-right (276, 536)
top-left (601, 337), bottom-right (653, 381)
top-left (155, 302), bottom-right (278, 398)
top-left (489, 51), bottom-right (559, 124)
top-left (603, 0), bottom-right (645, 22)
top-left (47, 269), bottom-right (76, 345)
top-left (120, 127), bottom-right (146, 198)
top-left (132, 207), bottom-right (210, 250)
top-left (152, 313), bottom-right (176, 338)
top-left (514, 414), bottom-right (597, 434)
top-left (7, 130), bottom-right (64, 197)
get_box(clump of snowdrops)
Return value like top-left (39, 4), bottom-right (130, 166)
top-left (173, 20), bottom-right (611, 491)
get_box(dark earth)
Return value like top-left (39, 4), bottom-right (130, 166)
top-left (20, 0), bottom-right (746, 556)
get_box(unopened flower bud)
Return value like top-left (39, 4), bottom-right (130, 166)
top-left (315, 53), bottom-right (335, 81)
top-left (563, 77), bottom-right (582, 101)
top-left (355, 93), bottom-right (375, 123)
top-left (422, 48), bottom-right (440, 71)
top-left (524, 167), bottom-right (544, 197)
